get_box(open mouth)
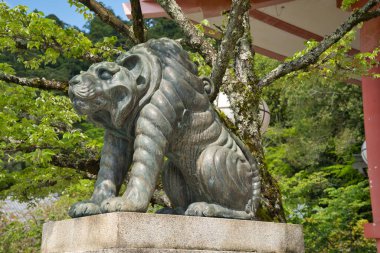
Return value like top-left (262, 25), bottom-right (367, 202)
top-left (72, 96), bottom-right (107, 116)
top-left (72, 98), bottom-right (90, 115)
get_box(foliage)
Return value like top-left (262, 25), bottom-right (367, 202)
top-left (67, 0), bottom-right (93, 20)
top-left (0, 179), bottom-right (94, 253)
top-left (189, 52), bottom-right (212, 76)
top-left (302, 182), bottom-right (374, 252)
top-left (341, 0), bottom-right (361, 10)
top-left (0, 3), bottom-right (121, 70)
top-left (0, 214), bottom-right (42, 253)
top-left (0, 81), bottom-right (103, 202)
top-left (0, 51), bottom-right (90, 81)
top-left (83, 8), bottom-right (131, 49)
top-left (287, 29), bottom-right (379, 82)
top-left (264, 75), bottom-right (364, 167)
top-left (262, 60), bottom-right (375, 250)
top-left (85, 16), bottom-right (120, 43)
top-left (146, 18), bottom-right (184, 40)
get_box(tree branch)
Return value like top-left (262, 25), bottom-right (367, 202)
top-left (2, 144), bottom-right (100, 175)
top-left (234, 13), bottom-right (257, 85)
top-left (0, 73), bottom-right (68, 91)
top-left (76, 0), bottom-right (139, 44)
top-left (156, 0), bottom-right (216, 65)
top-left (363, 7), bottom-right (380, 20)
top-left (51, 153), bottom-right (100, 175)
top-left (257, 0), bottom-right (380, 87)
top-left (218, 12), bottom-right (286, 222)
top-left (209, 0), bottom-right (251, 101)
top-left (130, 0), bottom-right (145, 43)
top-left (7, 35), bottom-right (104, 63)
top-left (224, 12), bottom-right (262, 159)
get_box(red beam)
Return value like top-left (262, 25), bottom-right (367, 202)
top-left (250, 9), bottom-right (323, 41)
top-left (249, 9), bottom-right (360, 55)
top-left (191, 20), bottom-right (286, 61)
top-left (251, 0), bottom-right (295, 9)
top-left (253, 45), bottom-right (287, 61)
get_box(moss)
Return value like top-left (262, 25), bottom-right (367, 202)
top-left (215, 106), bottom-right (286, 222)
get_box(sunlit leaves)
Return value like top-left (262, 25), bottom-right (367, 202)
top-left (0, 63), bottom-right (15, 75)
top-left (0, 81), bottom-right (102, 202)
top-left (0, 3), bottom-right (121, 70)
top-left (303, 182), bottom-right (375, 252)
top-left (67, 0), bottom-right (94, 20)
top-left (189, 52), bottom-right (212, 76)
top-left (286, 28), bottom-right (379, 82)
top-left (341, 0), bottom-right (360, 10)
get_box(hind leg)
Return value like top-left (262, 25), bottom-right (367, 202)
top-left (185, 145), bottom-right (255, 219)
top-left (159, 160), bottom-right (195, 214)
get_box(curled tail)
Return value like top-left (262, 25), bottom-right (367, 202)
top-left (230, 132), bottom-right (261, 219)
top-left (201, 76), bottom-right (216, 100)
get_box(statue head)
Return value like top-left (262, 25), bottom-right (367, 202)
top-left (68, 54), bottom-right (152, 129)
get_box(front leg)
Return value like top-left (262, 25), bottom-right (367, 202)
top-left (69, 130), bottom-right (132, 218)
top-left (101, 103), bottom-right (172, 213)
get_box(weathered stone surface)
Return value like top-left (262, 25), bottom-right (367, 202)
top-left (41, 212), bottom-right (304, 253)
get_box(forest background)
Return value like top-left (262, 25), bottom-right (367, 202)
top-left (0, 0), bottom-right (378, 252)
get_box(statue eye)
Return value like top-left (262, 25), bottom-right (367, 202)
top-left (98, 69), bottom-right (113, 80)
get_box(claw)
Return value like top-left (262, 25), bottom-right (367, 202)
top-left (100, 197), bottom-right (127, 213)
top-left (68, 201), bottom-right (101, 218)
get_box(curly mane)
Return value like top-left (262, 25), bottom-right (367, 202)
top-left (133, 38), bottom-right (198, 75)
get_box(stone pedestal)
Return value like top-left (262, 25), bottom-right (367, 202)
top-left (41, 212), bottom-right (304, 253)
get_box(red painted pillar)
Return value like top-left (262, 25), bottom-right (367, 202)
top-left (361, 14), bottom-right (380, 251)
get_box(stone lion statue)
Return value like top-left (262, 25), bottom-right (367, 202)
top-left (68, 38), bottom-right (261, 219)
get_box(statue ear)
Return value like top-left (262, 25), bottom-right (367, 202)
top-left (110, 85), bottom-right (133, 129)
top-left (201, 76), bottom-right (215, 99)
top-left (116, 54), bottom-right (150, 91)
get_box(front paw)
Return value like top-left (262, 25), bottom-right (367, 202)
top-left (100, 197), bottom-right (127, 213)
top-left (100, 197), bottom-right (147, 213)
top-left (68, 201), bottom-right (101, 218)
